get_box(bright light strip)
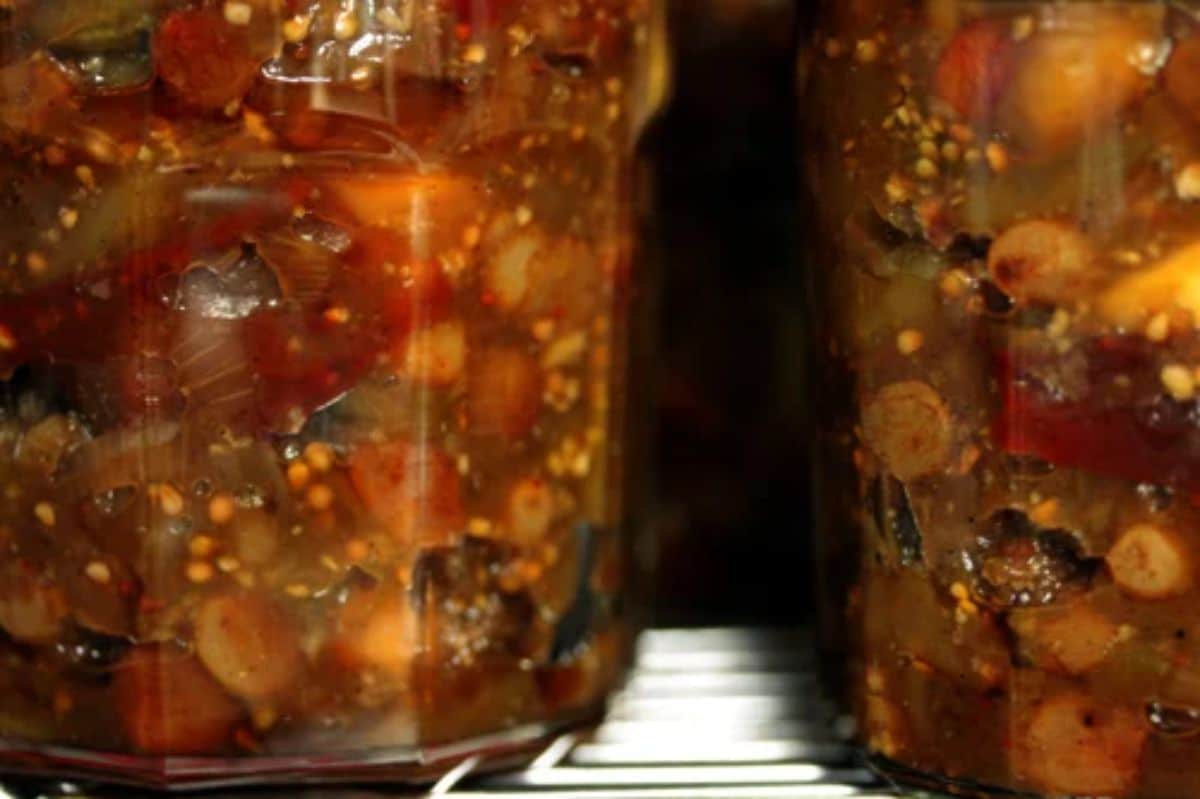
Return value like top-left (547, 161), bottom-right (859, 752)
top-left (570, 740), bottom-right (849, 766)
top-left (446, 785), bottom-right (881, 799)
top-left (594, 720), bottom-right (822, 743)
top-left (494, 763), bottom-right (835, 787)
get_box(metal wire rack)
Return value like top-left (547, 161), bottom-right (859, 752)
top-left (0, 628), bottom-right (891, 799)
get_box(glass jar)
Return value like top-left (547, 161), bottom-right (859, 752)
top-left (804, 2), bottom-right (1200, 797)
top-left (0, 0), bottom-right (660, 789)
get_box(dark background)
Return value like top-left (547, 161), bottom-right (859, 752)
top-left (643, 0), bottom-right (811, 626)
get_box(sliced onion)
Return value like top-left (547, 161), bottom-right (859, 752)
top-left (254, 231), bottom-right (339, 306)
top-left (58, 420), bottom-right (184, 497)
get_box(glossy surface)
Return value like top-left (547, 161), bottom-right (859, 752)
top-left (0, 0), bottom-right (659, 787)
top-left (805, 1), bottom-right (1200, 797)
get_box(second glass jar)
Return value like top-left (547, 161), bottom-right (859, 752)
top-left (806, 2), bottom-right (1200, 797)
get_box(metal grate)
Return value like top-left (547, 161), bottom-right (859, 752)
top-left (0, 628), bottom-right (890, 799)
top-left (440, 627), bottom-right (889, 798)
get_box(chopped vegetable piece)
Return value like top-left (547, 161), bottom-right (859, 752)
top-left (1001, 17), bottom-right (1151, 153)
top-left (1097, 241), bottom-right (1200, 330)
top-left (505, 476), bottom-right (555, 546)
top-left (330, 590), bottom-right (417, 675)
top-left (401, 320), bottom-right (467, 387)
top-left (1017, 692), bottom-right (1147, 797)
top-left (861, 381), bottom-right (952, 481)
top-left (987, 219), bottom-right (1093, 305)
top-left (113, 645), bottom-right (242, 755)
top-left (0, 562), bottom-right (66, 645)
top-left (154, 9), bottom-right (261, 113)
top-left (468, 348), bottom-right (542, 440)
top-left (194, 591), bottom-right (305, 702)
top-left (326, 173), bottom-right (486, 261)
top-left (348, 441), bottom-right (464, 546)
top-left (1107, 524), bottom-right (1193, 600)
top-left (1010, 602), bottom-right (1119, 675)
top-left (932, 20), bottom-right (1015, 120)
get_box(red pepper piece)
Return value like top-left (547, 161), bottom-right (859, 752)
top-left (995, 349), bottom-right (1200, 493)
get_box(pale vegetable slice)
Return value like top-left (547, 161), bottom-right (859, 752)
top-left (469, 348), bottom-right (542, 441)
top-left (1009, 602), bottom-right (1118, 675)
top-left (1106, 523), bottom-right (1193, 600)
top-left (194, 591), bottom-right (305, 702)
top-left (113, 645), bottom-right (242, 755)
top-left (484, 231), bottom-right (539, 311)
top-left (331, 591), bottom-right (417, 675)
top-left (400, 320), bottom-right (467, 387)
top-left (864, 693), bottom-right (907, 760)
top-left (987, 219), bottom-right (1093, 305)
top-left (0, 562), bottom-right (66, 644)
top-left (325, 172), bottom-right (485, 260)
top-left (232, 508), bottom-right (280, 567)
top-left (481, 222), bottom-right (602, 323)
top-left (861, 381), bottom-right (952, 481)
top-left (348, 441), bottom-right (464, 546)
top-left (15, 414), bottom-right (87, 476)
top-left (1018, 692), bottom-right (1146, 797)
top-left (505, 476), bottom-right (555, 546)
top-left (1000, 15), bottom-right (1153, 153)
top-left (1096, 241), bottom-right (1200, 329)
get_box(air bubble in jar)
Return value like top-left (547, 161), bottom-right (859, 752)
top-left (1147, 702), bottom-right (1200, 738)
top-left (279, 439), bottom-right (303, 462)
top-left (49, 44), bottom-right (155, 95)
top-left (167, 515), bottom-right (194, 537)
top-left (980, 280), bottom-right (1016, 317)
top-left (236, 484), bottom-right (267, 509)
top-left (1136, 483), bottom-right (1175, 513)
top-left (92, 486), bottom-right (136, 517)
top-left (16, 392), bottom-right (48, 423)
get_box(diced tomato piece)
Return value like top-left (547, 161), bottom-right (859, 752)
top-left (932, 20), bottom-right (1015, 120)
top-left (348, 441), bottom-right (464, 546)
top-left (155, 9), bottom-right (262, 113)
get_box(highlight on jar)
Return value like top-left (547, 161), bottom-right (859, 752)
top-left (805, 1), bottom-right (1200, 797)
top-left (0, 0), bottom-right (658, 787)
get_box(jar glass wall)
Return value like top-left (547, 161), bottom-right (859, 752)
top-left (805, 2), bottom-right (1200, 797)
top-left (0, 0), bottom-right (659, 789)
